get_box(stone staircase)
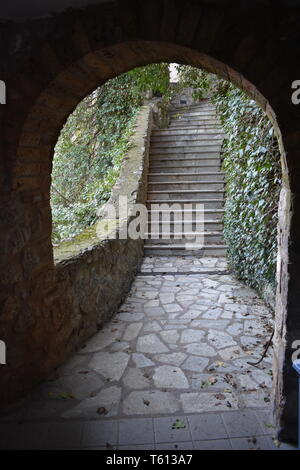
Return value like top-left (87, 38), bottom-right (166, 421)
top-left (144, 99), bottom-right (227, 256)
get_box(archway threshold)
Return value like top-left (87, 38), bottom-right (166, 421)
top-left (0, 256), bottom-right (294, 450)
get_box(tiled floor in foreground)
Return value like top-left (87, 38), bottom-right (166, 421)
top-left (1, 256), bottom-right (295, 450)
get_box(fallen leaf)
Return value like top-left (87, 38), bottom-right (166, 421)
top-left (59, 392), bottom-right (75, 400)
top-left (215, 393), bottom-right (226, 400)
top-left (97, 407), bottom-right (108, 415)
top-left (216, 361), bottom-right (225, 368)
top-left (111, 328), bottom-right (118, 332)
top-left (264, 422), bottom-right (274, 429)
top-left (172, 419), bottom-right (186, 430)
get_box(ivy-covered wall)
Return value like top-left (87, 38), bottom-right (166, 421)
top-left (213, 83), bottom-right (282, 307)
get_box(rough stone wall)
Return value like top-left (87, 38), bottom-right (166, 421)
top-left (0, 104), bottom-right (152, 406)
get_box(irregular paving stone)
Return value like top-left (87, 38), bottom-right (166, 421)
top-left (202, 307), bottom-right (222, 319)
top-left (226, 323), bottom-right (243, 336)
top-left (123, 322), bottom-right (143, 341)
top-left (144, 307), bottom-right (165, 317)
top-left (79, 325), bottom-right (125, 354)
top-left (164, 323), bottom-right (187, 330)
top-left (117, 312), bottom-right (144, 322)
top-left (240, 336), bottom-right (261, 348)
top-left (180, 329), bottom-right (205, 344)
top-left (188, 304), bottom-right (208, 311)
top-left (163, 304), bottom-right (183, 313)
top-left (249, 305), bottom-right (270, 316)
top-left (184, 343), bottom-right (216, 357)
top-left (251, 370), bottom-right (273, 388)
top-left (136, 334), bottom-right (169, 354)
top-left (154, 352), bottom-right (187, 366)
top-left (144, 300), bottom-right (160, 307)
top-left (153, 366), bottom-right (189, 389)
top-left (244, 319), bottom-right (267, 336)
top-left (224, 303), bottom-right (248, 314)
top-left (159, 293), bottom-right (175, 304)
top-left (218, 346), bottom-right (248, 361)
top-left (123, 368), bottom-right (150, 389)
top-left (132, 353), bottom-right (155, 368)
top-left (191, 373), bottom-right (235, 391)
top-left (191, 319), bottom-right (230, 330)
top-left (159, 330), bottom-right (179, 344)
top-left (56, 354), bottom-right (90, 376)
top-left (241, 390), bottom-right (271, 408)
top-left (143, 321), bottom-right (162, 333)
top-left (207, 330), bottom-right (237, 349)
top-left (202, 279), bottom-right (220, 289)
top-left (180, 310), bottom-right (202, 320)
top-left (110, 341), bottom-right (130, 352)
top-left (182, 356), bottom-right (209, 373)
top-left (180, 391), bottom-right (238, 413)
top-left (136, 291), bottom-right (158, 300)
top-left (89, 352), bottom-right (129, 381)
top-left (39, 371), bottom-right (104, 401)
top-left (238, 374), bottom-right (259, 391)
top-left (61, 386), bottom-right (121, 419)
top-left (221, 311), bottom-right (233, 319)
top-left (123, 391), bottom-right (179, 415)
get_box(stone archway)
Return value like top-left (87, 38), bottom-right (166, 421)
top-left (0, 1), bottom-right (299, 442)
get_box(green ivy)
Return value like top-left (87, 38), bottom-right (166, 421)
top-left (51, 64), bottom-right (170, 244)
top-left (213, 82), bottom-right (281, 294)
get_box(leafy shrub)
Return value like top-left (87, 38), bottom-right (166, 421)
top-left (51, 64), bottom-right (170, 243)
top-left (213, 82), bottom-right (281, 295)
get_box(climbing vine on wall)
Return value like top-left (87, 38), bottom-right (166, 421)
top-left (213, 82), bottom-right (281, 298)
top-left (51, 63), bottom-right (170, 243)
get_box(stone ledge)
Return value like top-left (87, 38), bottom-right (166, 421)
top-left (54, 104), bottom-right (152, 264)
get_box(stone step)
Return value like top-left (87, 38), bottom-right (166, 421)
top-left (150, 159), bottom-right (221, 167)
top-left (151, 134), bottom-right (223, 142)
top-left (170, 113), bottom-right (216, 120)
top-left (170, 106), bottom-right (215, 113)
top-left (151, 140), bottom-right (223, 149)
top-left (150, 146), bottom-right (222, 155)
top-left (147, 220), bottom-right (223, 231)
top-left (148, 181), bottom-right (224, 191)
top-left (147, 189), bottom-right (224, 201)
top-left (169, 121), bottom-right (219, 128)
top-left (148, 172), bottom-right (225, 182)
top-left (150, 151), bottom-right (220, 159)
top-left (147, 199), bottom-right (224, 209)
top-left (149, 164), bottom-right (222, 172)
top-left (144, 244), bottom-right (227, 257)
top-left (147, 207), bottom-right (224, 220)
top-left (161, 126), bottom-right (220, 132)
top-left (152, 129), bottom-right (224, 136)
top-left (144, 232), bottom-right (224, 245)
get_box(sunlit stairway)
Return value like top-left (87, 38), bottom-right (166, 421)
top-left (144, 99), bottom-right (227, 256)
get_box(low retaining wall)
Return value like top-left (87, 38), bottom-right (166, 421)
top-left (0, 105), bottom-right (152, 407)
top-left (54, 104), bottom-right (152, 341)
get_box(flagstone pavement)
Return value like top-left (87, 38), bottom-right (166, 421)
top-left (0, 257), bottom-right (296, 450)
